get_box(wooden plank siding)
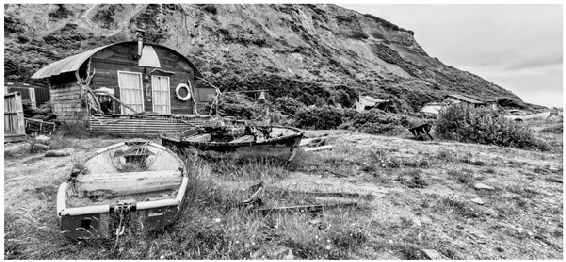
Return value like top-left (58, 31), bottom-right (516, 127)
top-left (44, 42), bottom-right (214, 127)
top-left (88, 115), bottom-right (220, 136)
top-left (90, 43), bottom-right (197, 115)
top-left (4, 92), bottom-right (26, 142)
top-left (49, 84), bottom-right (88, 122)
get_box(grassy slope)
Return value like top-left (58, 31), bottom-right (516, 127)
top-left (4, 119), bottom-right (563, 259)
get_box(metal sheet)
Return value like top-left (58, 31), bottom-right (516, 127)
top-left (138, 45), bottom-right (161, 67)
top-left (31, 45), bottom-right (112, 79)
top-left (32, 42), bottom-right (203, 79)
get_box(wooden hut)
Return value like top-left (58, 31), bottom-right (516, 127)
top-left (31, 32), bottom-right (216, 131)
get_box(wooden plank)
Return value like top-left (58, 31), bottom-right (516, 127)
top-left (303, 145), bottom-right (333, 152)
top-left (184, 134), bottom-right (211, 142)
top-left (76, 170), bottom-right (182, 196)
top-left (229, 135), bottom-right (255, 143)
top-left (257, 202), bottom-right (357, 215)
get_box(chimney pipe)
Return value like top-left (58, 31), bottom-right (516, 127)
top-left (135, 29), bottom-right (145, 60)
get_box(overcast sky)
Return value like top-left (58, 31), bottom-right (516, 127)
top-left (341, 4), bottom-right (563, 107)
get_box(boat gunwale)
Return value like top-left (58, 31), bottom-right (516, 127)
top-left (160, 125), bottom-right (305, 148)
top-left (58, 140), bottom-right (189, 217)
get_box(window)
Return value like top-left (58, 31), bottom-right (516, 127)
top-left (151, 76), bottom-right (171, 115)
top-left (117, 71), bottom-right (144, 114)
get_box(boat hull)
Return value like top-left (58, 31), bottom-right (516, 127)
top-left (57, 140), bottom-right (189, 240)
top-left (161, 126), bottom-right (304, 162)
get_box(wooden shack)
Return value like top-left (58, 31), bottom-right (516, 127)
top-left (4, 92), bottom-right (26, 142)
top-left (31, 32), bottom-right (216, 127)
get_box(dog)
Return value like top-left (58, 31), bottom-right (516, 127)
top-left (408, 123), bottom-right (433, 140)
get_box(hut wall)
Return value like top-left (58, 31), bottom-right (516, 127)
top-left (48, 72), bottom-right (89, 124)
top-left (89, 43), bottom-right (197, 115)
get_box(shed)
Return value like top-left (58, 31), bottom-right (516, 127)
top-left (355, 95), bottom-right (390, 112)
top-left (444, 94), bottom-right (486, 107)
top-left (31, 32), bottom-right (215, 125)
top-left (4, 81), bottom-right (50, 108)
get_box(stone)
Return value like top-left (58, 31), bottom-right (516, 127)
top-left (34, 135), bottom-right (50, 145)
top-left (44, 149), bottom-right (73, 157)
top-left (421, 249), bottom-right (447, 260)
top-left (412, 217), bottom-right (422, 227)
top-left (470, 197), bottom-right (485, 205)
top-left (473, 182), bottom-right (495, 190)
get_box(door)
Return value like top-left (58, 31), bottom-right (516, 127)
top-left (151, 75), bottom-right (171, 115)
top-left (117, 71), bottom-right (144, 114)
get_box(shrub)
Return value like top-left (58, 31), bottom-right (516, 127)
top-left (351, 109), bottom-right (409, 135)
top-left (436, 103), bottom-right (549, 150)
top-left (215, 93), bottom-right (265, 119)
top-left (275, 97), bottom-right (306, 116)
top-left (294, 106), bottom-right (343, 130)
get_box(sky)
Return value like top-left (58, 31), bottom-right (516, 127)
top-left (341, 4), bottom-right (563, 107)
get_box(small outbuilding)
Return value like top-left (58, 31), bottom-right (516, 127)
top-left (31, 31), bottom-right (215, 126)
top-left (355, 95), bottom-right (390, 112)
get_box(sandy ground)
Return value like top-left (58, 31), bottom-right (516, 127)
top-left (4, 131), bottom-right (563, 259)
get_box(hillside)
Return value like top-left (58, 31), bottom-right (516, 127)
top-left (4, 4), bottom-right (524, 112)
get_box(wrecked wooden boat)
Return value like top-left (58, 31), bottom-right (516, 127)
top-left (56, 140), bottom-right (188, 239)
top-left (160, 125), bottom-right (304, 162)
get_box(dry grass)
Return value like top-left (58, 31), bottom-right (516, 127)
top-left (3, 123), bottom-right (563, 259)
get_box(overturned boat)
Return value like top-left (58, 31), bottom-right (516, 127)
top-left (56, 140), bottom-right (188, 239)
top-left (160, 125), bottom-right (304, 162)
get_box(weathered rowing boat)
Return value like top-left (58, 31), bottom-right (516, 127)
top-left (56, 140), bottom-right (188, 239)
top-left (160, 125), bottom-right (304, 162)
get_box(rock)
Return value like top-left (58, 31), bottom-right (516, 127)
top-left (420, 249), bottom-right (447, 260)
top-left (473, 182), bottom-right (495, 190)
top-left (309, 219), bottom-right (321, 225)
top-left (4, 142), bottom-right (31, 155)
top-left (274, 248), bottom-right (294, 260)
top-left (411, 217), bottom-right (422, 227)
top-left (44, 149), bottom-right (72, 157)
top-left (32, 143), bottom-right (49, 150)
top-left (34, 135), bottom-right (50, 145)
top-left (470, 197), bottom-right (485, 205)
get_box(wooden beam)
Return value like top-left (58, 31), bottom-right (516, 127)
top-left (256, 202), bottom-right (357, 215)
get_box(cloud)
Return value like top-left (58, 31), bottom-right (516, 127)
top-left (341, 4), bottom-right (563, 107)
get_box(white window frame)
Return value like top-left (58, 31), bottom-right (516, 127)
top-left (117, 71), bottom-right (144, 114)
top-left (151, 75), bottom-right (171, 115)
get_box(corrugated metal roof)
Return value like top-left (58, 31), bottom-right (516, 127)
top-left (446, 94), bottom-right (485, 104)
top-left (31, 42), bottom-right (202, 79)
top-left (31, 44), bottom-right (112, 79)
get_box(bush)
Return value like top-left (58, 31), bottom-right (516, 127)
top-left (295, 106), bottom-right (343, 130)
top-left (275, 97), bottom-right (306, 116)
top-left (436, 103), bottom-right (549, 150)
top-left (350, 109), bottom-right (409, 135)
top-left (215, 93), bottom-right (265, 119)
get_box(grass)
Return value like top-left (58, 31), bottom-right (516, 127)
top-left (4, 124), bottom-right (563, 259)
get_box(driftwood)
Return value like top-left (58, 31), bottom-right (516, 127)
top-left (304, 145), bottom-right (333, 152)
top-left (75, 61), bottom-right (140, 115)
top-left (257, 202), bottom-right (357, 215)
top-left (237, 181), bottom-right (265, 210)
top-left (45, 149), bottom-right (72, 157)
top-left (299, 137), bottom-right (326, 148)
top-left (288, 191), bottom-right (374, 200)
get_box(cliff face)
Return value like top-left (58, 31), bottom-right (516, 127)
top-left (4, 4), bottom-right (521, 112)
